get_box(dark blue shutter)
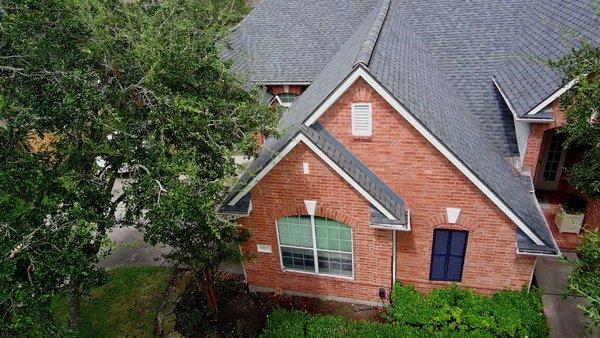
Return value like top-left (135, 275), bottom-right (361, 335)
top-left (429, 229), bottom-right (468, 281)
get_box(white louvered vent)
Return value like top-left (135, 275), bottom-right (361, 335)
top-left (351, 103), bottom-right (372, 136)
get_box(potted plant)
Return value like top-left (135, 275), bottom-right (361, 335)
top-left (555, 193), bottom-right (587, 234)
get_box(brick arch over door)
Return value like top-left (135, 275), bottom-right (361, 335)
top-left (423, 213), bottom-right (479, 232)
top-left (266, 203), bottom-right (361, 230)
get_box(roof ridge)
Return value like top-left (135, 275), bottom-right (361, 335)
top-left (354, 0), bottom-right (390, 67)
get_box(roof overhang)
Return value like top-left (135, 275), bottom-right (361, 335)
top-left (492, 77), bottom-right (556, 123)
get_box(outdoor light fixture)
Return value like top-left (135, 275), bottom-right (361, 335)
top-left (378, 288), bottom-right (386, 300)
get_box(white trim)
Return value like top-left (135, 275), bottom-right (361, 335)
top-left (526, 78), bottom-right (578, 116)
top-left (275, 217), bottom-right (355, 280)
top-left (492, 78), bottom-right (555, 123)
top-left (304, 200), bottom-right (317, 215)
top-left (304, 67), bottom-right (546, 246)
top-left (446, 208), bottom-right (461, 224)
top-left (228, 133), bottom-right (398, 220)
top-left (260, 81), bottom-right (312, 86)
top-left (305, 70), bottom-right (364, 126)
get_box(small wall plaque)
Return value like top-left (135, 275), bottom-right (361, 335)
top-left (257, 244), bottom-right (272, 253)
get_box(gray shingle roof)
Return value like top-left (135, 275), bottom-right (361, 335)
top-left (365, 1), bottom-right (555, 251)
top-left (224, 0), bottom-right (377, 84)
top-left (494, 0), bottom-right (600, 117)
top-left (219, 0), bottom-right (597, 255)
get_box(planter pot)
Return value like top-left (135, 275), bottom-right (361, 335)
top-left (555, 205), bottom-right (585, 234)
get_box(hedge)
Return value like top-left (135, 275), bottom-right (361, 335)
top-left (385, 284), bottom-right (549, 337)
top-left (260, 309), bottom-right (493, 338)
top-left (261, 284), bottom-right (549, 337)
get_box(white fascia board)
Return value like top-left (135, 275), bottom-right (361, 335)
top-left (525, 78), bottom-right (578, 116)
top-left (227, 133), bottom-right (398, 221)
top-left (259, 81), bottom-right (312, 86)
top-left (492, 78), bottom-right (554, 123)
top-left (304, 66), bottom-right (545, 246)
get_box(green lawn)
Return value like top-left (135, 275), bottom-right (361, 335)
top-left (53, 266), bottom-right (175, 337)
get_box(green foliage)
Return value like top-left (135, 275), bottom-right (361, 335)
top-left (565, 230), bottom-right (600, 331)
top-left (261, 309), bottom-right (492, 338)
top-left (0, 0), bottom-right (275, 333)
top-left (52, 266), bottom-right (174, 337)
top-left (385, 284), bottom-right (548, 337)
top-left (550, 41), bottom-right (600, 199)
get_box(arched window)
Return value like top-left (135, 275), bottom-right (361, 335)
top-left (276, 216), bottom-right (353, 277)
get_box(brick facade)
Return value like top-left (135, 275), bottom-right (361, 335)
top-left (522, 100), bottom-right (565, 175)
top-left (238, 78), bottom-right (536, 304)
top-left (523, 99), bottom-right (599, 232)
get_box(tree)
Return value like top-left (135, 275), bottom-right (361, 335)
top-left (1, 0), bottom-right (116, 331)
top-left (86, 0), bottom-right (277, 314)
top-left (551, 41), bottom-right (600, 199)
top-left (0, 0), bottom-right (274, 332)
top-left (565, 230), bottom-right (600, 332)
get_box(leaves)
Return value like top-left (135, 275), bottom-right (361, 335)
top-left (565, 230), bottom-right (600, 331)
top-left (1, 0), bottom-right (274, 333)
top-left (551, 41), bottom-right (600, 199)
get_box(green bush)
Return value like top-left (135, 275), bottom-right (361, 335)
top-left (261, 309), bottom-right (492, 337)
top-left (386, 283), bottom-right (549, 337)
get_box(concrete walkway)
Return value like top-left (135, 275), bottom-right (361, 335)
top-left (98, 225), bottom-right (244, 275)
top-left (534, 252), bottom-right (598, 338)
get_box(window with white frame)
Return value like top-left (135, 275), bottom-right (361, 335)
top-left (351, 103), bottom-right (372, 136)
top-left (276, 215), bottom-right (353, 277)
top-left (275, 93), bottom-right (297, 107)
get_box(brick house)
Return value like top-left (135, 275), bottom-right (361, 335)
top-left (220, 0), bottom-right (600, 304)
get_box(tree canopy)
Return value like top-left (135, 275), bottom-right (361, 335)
top-left (1, 0), bottom-right (275, 334)
top-left (552, 41), bottom-right (600, 199)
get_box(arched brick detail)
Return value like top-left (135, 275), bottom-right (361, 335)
top-left (423, 213), bottom-right (478, 232)
top-left (266, 202), bottom-right (360, 229)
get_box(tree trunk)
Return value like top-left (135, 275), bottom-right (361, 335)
top-left (68, 279), bottom-right (81, 328)
top-left (193, 269), bottom-right (219, 314)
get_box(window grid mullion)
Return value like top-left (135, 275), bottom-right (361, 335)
top-left (310, 215), bottom-right (319, 274)
top-left (443, 231), bottom-right (453, 280)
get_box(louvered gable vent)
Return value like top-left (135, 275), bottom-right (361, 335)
top-left (351, 103), bottom-right (372, 136)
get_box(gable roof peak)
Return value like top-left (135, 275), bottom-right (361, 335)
top-left (354, 0), bottom-right (390, 68)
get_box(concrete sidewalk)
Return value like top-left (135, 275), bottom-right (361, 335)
top-left (98, 225), bottom-right (244, 275)
top-left (534, 252), bottom-right (598, 338)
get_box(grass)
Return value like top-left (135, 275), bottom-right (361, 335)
top-left (53, 266), bottom-right (175, 337)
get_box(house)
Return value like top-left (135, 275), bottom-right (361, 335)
top-left (220, 0), bottom-right (600, 305)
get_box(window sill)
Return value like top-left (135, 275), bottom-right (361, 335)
top-left (280, 268), bottom-right (354, 281)
top-left (351, 135), bottom-right (372, 141)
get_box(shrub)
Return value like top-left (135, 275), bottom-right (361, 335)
top-left (386, 283), bottom-right (548, 337)
top-left (261, 309), bottom-right (492, 337)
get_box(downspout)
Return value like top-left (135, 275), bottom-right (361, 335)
top-left (391, 229), bottom-right (397, 290)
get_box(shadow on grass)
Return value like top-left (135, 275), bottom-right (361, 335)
top-left (52, 266), bottom-right (175, 337)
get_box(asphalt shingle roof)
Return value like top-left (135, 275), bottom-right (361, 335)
top-left (219, 0), bottom-right (600, 254)
top-left (224, 0), bottom-right (377, 84)
top-left (494, 0), bottom-right (600, 117)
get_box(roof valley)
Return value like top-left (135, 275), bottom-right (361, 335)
top-left (354, 0), bottom-right (390, 67)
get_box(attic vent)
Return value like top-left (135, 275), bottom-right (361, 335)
top-left (351, 103), bottom-right (372, 136)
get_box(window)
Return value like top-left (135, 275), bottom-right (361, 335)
top-left (276, 93), bottom-right (297, 107)
top-left (277, 216), bottom-right (353, 277)
top-left (429, 229), bottom-right (468, 281)
top-left (351, 103), bottom-right (372, 136)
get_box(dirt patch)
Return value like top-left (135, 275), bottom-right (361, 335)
top-left (173, 272), bottom-right (384, 337)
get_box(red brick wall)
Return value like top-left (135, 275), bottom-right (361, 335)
top-left (317, 78), bottom-right (534, 294)
top-left (523, 100), bottom-right (565, 174)
top-left (239, 78), bottom-right (535, 303)
top-left (239, 143), bottom-right (394, 303)
top-left (269, 85), bottom-right (304, 96)
top-left (585, 199), bottom-right (600, 230)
